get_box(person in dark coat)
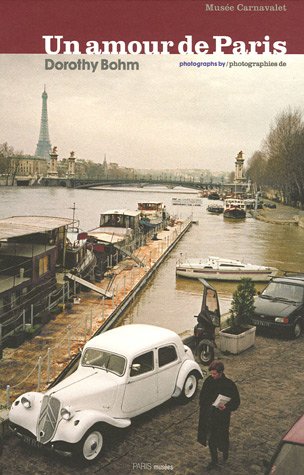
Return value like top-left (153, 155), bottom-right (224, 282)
top-left (197, 360), bottom-right (240, 471)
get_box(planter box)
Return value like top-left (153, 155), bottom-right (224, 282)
top-left (219, 325), bottom-right (256, 355)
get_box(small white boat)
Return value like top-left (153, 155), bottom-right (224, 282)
top-left (176, 256), bottom-right (278, 282)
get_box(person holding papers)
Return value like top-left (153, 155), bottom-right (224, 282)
top-left (197, 360), bottom-right (240, 471)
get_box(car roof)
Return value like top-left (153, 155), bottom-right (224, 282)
top-left (272, 276), bottom-right (304, 286)
top-left (283, 414), bottom-right (304, 445)
top-left (84, 324), bottom-right (183, 357)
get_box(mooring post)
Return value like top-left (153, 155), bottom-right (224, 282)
top-left (102, 297), bottom-right (105, 320)
top-left (30, 304), bottom-right (34, 327)
top-left (84, 317), bottom-right (87, 342)
top-left (22, 309), bottom-right (26, 330)
top-left (90, 310), bottom-right (93, 334)
top-left (47, 347), bottom-right (52, 383)
top-left (6, 385), bottom-right (10, 409)
top-left (67, 325), bottom-right (71, 358)
top-left (37, 356), bottom-right (42, 392)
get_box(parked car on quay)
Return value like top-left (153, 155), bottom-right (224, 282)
top-left (251, 275), bottom-right (304, 338)
top-left (263, 201), bottom-right (277, 209)
top-left (9, 324), bottom-right (203, 463)
top-left (264, 413), bottom-right (304, 474)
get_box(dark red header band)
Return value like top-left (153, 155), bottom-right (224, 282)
top-left (0, 0), bottom-right (302, 54)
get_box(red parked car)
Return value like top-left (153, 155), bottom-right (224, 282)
top-left (265, 414), bottom-right (304, 474)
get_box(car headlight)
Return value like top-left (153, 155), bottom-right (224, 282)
top-left (21, 395), bottom-right (33, 409)
top-left (275, 317), bottom-right (289, 323)
top-left (60, 406), bottom-right (75, 421)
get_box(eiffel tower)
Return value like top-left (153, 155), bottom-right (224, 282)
top-left (35, 86), bottom-right (52, 159)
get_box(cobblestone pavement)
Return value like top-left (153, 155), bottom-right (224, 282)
top-left (1, 333), bottom-right (303, 475)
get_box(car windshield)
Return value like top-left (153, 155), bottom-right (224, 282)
top-left (262, 282), bottom-right (304, 303)
top-left (269, 442), bottom-right (304, 474)
top-left (82, 348), bottom-right (126, 376)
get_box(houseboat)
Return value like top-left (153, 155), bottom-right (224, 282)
top-left (87, 209), bottom-right (143, 278)
top-left (0, 216), bottom-right (95, 348)
top-left (138, 201), bottom-right (169, 232)
top-left (207, 204), bottom-right (224, 214)
top-left (207, 192), bottom-right (220, 200)
top-left (223, 199), bottom-right (246, 219)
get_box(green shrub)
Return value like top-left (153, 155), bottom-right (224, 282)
top-left (228, 278), bottom-right (256, 330)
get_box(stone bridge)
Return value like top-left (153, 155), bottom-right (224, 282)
top-left (40, 176), bottom-right (238, 191)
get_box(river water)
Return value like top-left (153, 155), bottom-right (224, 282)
top-left (1, 186), bottom-right (303, 336)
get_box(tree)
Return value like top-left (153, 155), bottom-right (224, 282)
top-left (246, 150), bottom-right (267, 188)
top-left (263, 108), bottom-right (304, 206)
top-left (228, 278), bottom-right (256, 331)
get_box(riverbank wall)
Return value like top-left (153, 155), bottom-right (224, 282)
top-left (252, 202), bottom-right (304, 226)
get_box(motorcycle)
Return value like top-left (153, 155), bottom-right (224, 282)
top-left (193, 279), bottom-right (221, 365)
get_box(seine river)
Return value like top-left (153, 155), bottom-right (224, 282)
top-left (1, 186), bottom-right (303, 336)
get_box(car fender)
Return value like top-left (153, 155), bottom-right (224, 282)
top-left (172, 360), bottom-right (203, 398)
top-left (295, 315), bottom-right (304, 324)
top-left (52, 409), bottom-right (131, 444)
top-left (9, 392), bottom-right (43, 437)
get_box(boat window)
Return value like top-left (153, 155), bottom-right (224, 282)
top-left (130, 351), bottom-right (154, 377)
top-left (82, 348), bottom-right (126, 376)
top-left (219, 264), bottom-right (245, 268)
top-left (38, 255), bottom-right (50, 276)
top-left (158, 345), bottom-right (178, 367)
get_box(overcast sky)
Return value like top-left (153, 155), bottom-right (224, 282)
top-left (0, 54), bottom-right (302, 172)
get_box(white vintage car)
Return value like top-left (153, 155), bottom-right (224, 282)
top-left (9, 324), bottom-right (203, 463)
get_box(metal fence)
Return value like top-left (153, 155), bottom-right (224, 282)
top-left (0, 281), bottom-right (72, 349)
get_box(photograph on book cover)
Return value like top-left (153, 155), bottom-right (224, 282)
top-left (0, 1), bottom-right (304, 474)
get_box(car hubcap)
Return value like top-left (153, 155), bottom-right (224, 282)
top-left (184, 375), bottom-right (197, 398)
top-left (83, 431), bottom-right (103, 460)
top-left (201, 346), bottom-right (211, 362)
top-left (294, 324), bottom-right (301, 338)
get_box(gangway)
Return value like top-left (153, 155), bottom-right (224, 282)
top-left (113, 244), bottom-right (145, 267)
top-left (66, 273), bottom-right (113, 298)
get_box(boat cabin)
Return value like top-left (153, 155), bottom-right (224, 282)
top-left (138, 202), bottom-right (169, 233)
top-left (224, 198), bottom-right (246, 210)
top-left (0, 216), bottom-right (73, 338)
top-left (138, 202), bottom-right (164, 214)
top-left (99, 209), bottom-right (140, 231)
top-left (87, 210), bottom-right (142, 276)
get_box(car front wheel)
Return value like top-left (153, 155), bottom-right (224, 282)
top-left (292, 322), bottom-right (302, 339)
top-left (74, 425), bottom-right (105, 464)
top-left (179, 372), bottom-right (198, 403)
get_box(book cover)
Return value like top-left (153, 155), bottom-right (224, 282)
top-left (0, 1), bottom-right (303, 474)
